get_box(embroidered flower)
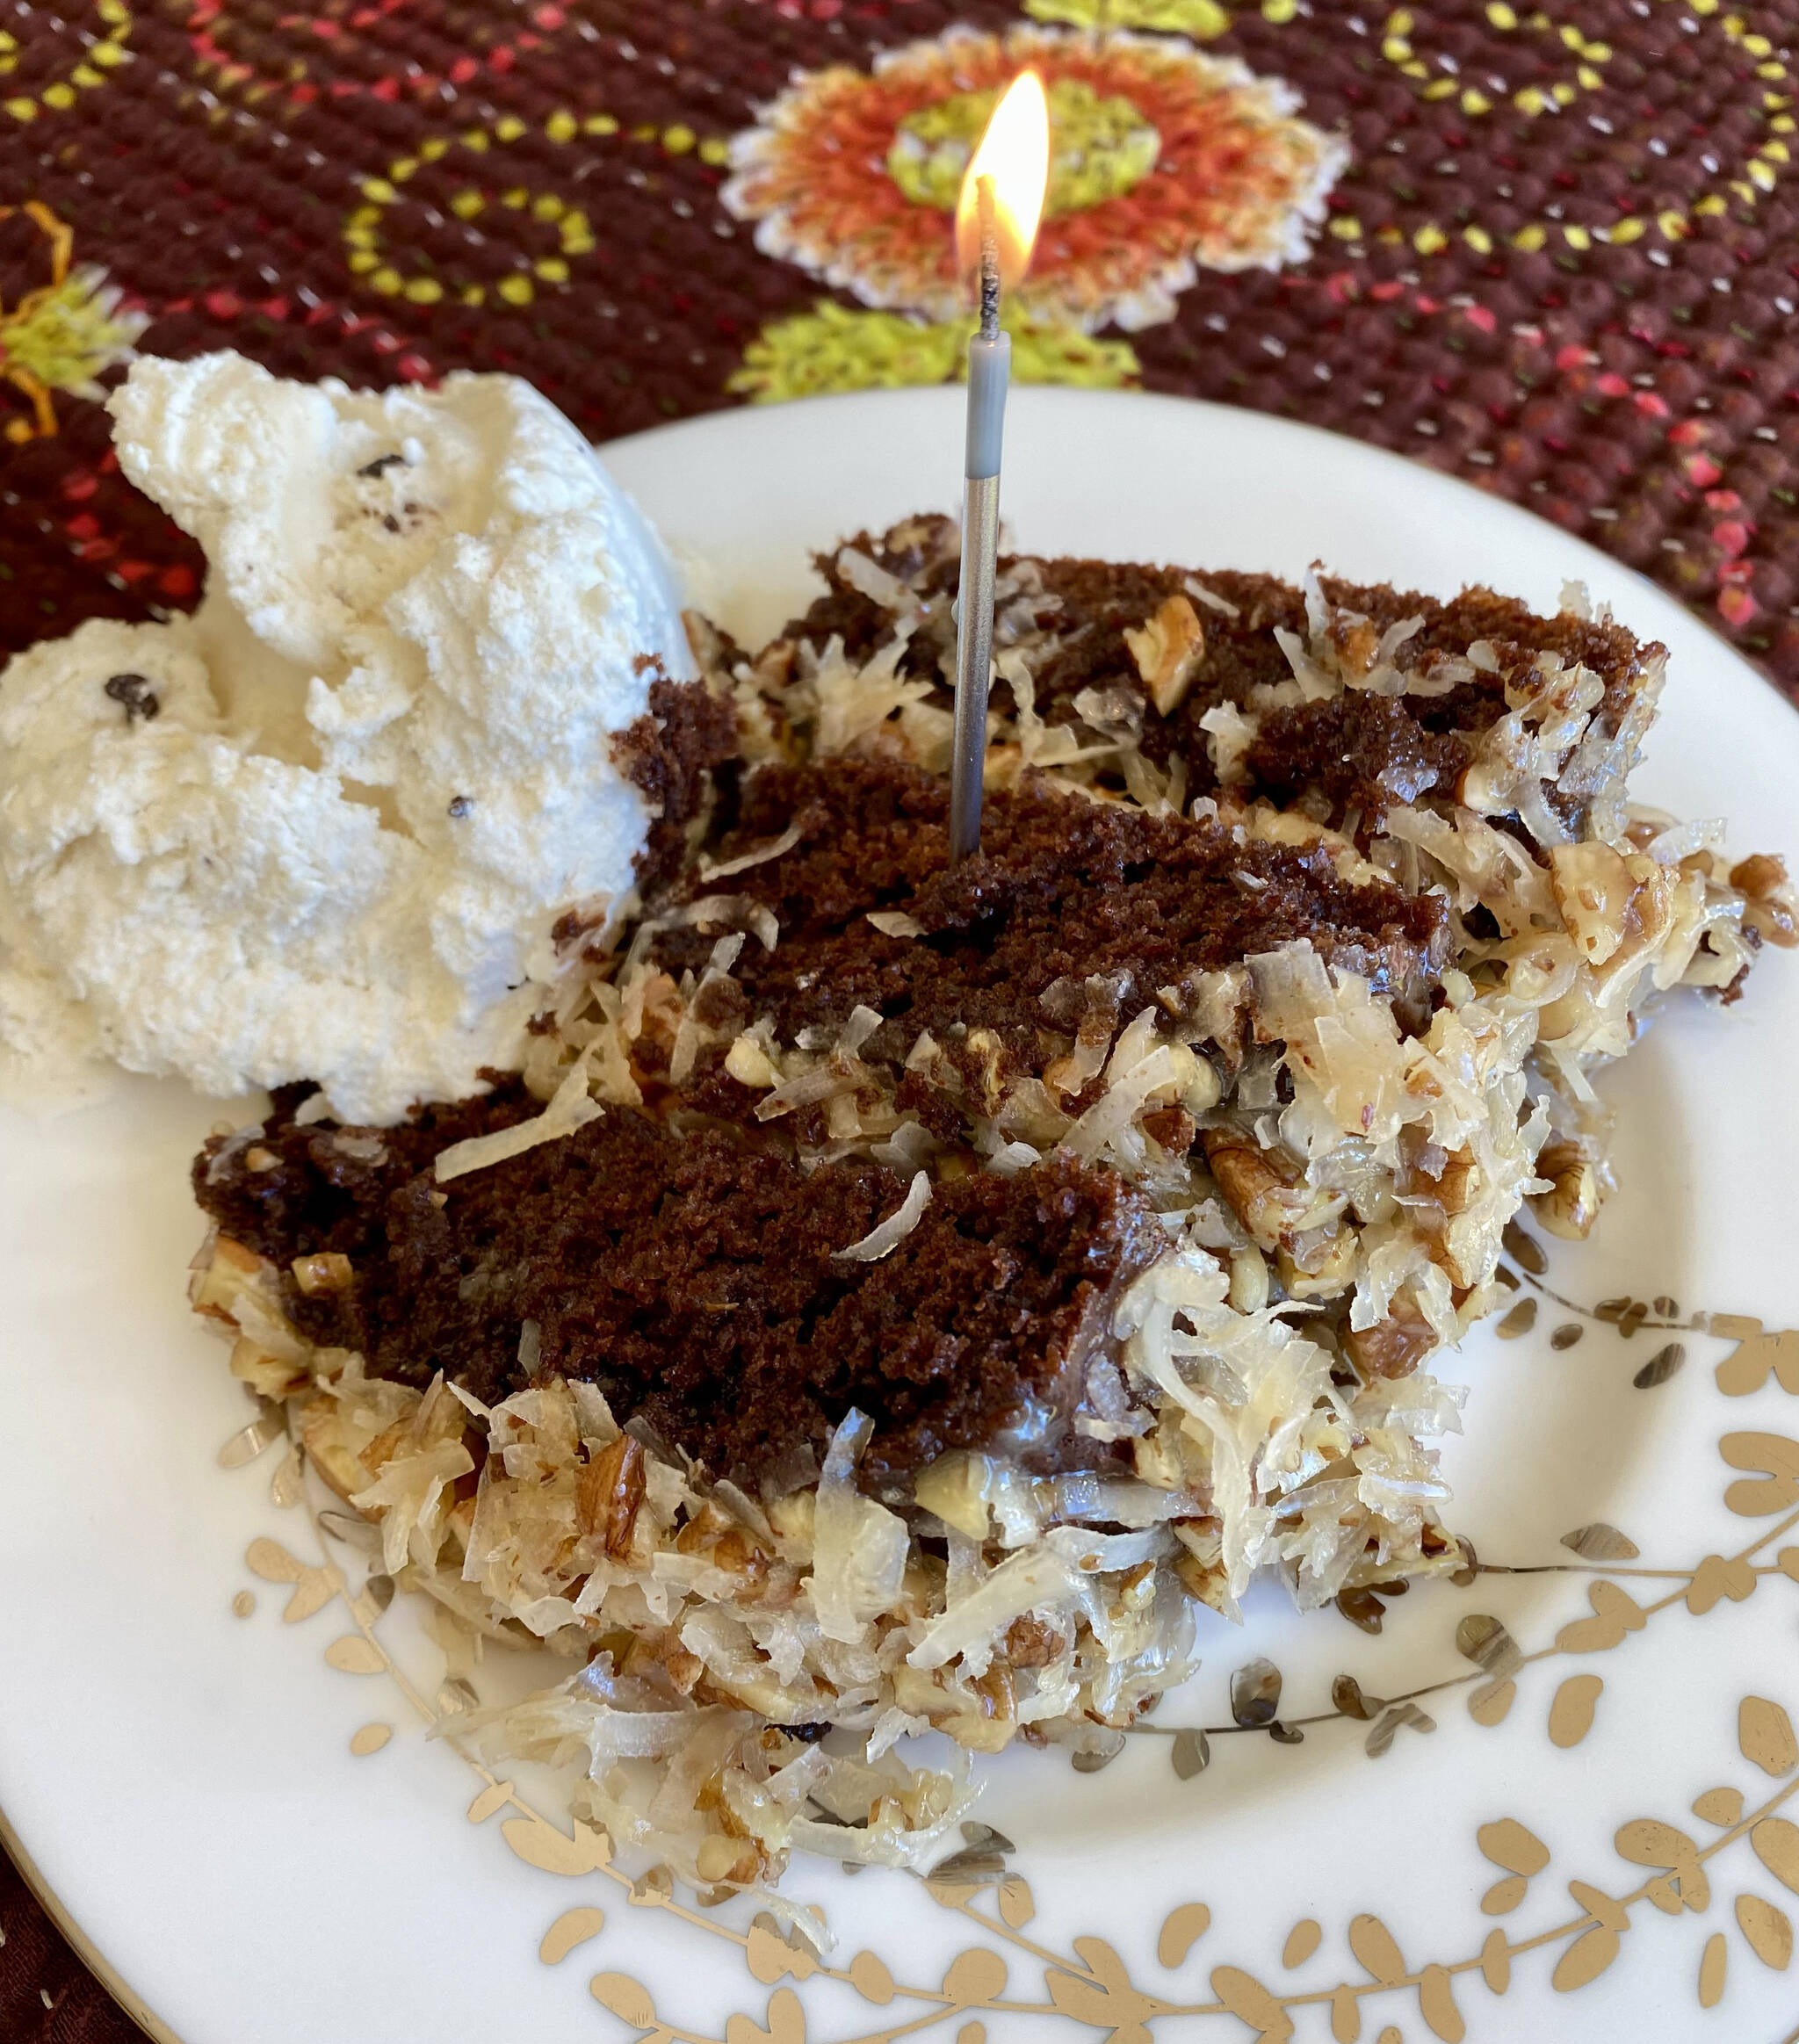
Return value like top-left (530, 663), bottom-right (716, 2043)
top-left (727, 299), bottom-right (1139, 404)
top-left (723, 25), bottom-right (1346, 335)
top-left (0, 203), bottom-right (146, 442)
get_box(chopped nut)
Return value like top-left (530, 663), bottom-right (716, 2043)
top-left (964, 1027), bottom-right (1008, 1116)
top-left (1434, 1145), bottom-right (1484, 1218)
top-left (1530, 1140), bottom-right (1600, 1240)
top-left (1201, 1129), bottom-right (1302, 1251)
top-left (1001, 1613), bottom-right (1065, 1668)
top-left (300, 1396), bottom-right (372, 1502)
top-left (1276, 1226), bottom-right (1357, 1300)
top-left (724, 1032), bottom-right (777, 1088)
top-left (578, 1434), bottom-right (647, 1560)
top-left (191, 1236), bottom-right (266, 1322)
top-left (1732, 851), bottom-right (1799, 949)
top-left (1172, 1544), bottom-right (1231, 1614)
top-left (971, 1665), bottom-right (1018, 1720)
top-left (1335, 617), bottom-right (1381, 676)
top-left (1344, 1292), bottom-right (1438, 1379)
top-left (1227, 1245), bottom-right (1269, 1313)
top-left (1548, 842), bottom-right (1673, 968)
top-left (292, 1251), bottom-right (354, 1296)
top-left (1122, 595), bottom-right (1206, 718)
top-left (1731, 851), bottom-right (1789, 897)
top-left (228, 1335), bottom-right (307, 1400)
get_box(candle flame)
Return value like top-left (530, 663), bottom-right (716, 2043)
top-left (954, 71), bottom-right (1050, 294)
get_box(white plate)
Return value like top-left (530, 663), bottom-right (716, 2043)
top-left (4, 387), bottom-right (1799, 2044)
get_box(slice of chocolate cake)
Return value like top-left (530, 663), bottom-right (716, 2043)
top-left (185, 519), bottom-right (1792, 1898)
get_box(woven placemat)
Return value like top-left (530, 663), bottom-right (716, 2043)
top-left (3, 0), bottom-right (1797, 686)
top-left (4, 0), bottom-right (1798, 2033)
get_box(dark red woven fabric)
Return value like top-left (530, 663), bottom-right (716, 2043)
top-left (0, 1853), bottom-right (148, 2043)
top-left (4, 0), bottom-right (1799, 2032)
top-left (2, 2), bottom-right (1799, 683)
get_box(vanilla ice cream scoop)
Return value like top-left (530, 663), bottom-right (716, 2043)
top-left (0, 352), bottom-right (700, 1122)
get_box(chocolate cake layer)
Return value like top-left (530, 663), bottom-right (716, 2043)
top-left (195, 1085), bottom-right (1166, 1487)
top-left (786, 517), bottom-right (1658, 827)
top-left (611, 669), bottom-right (739, 888)
top-left (651, 755), bottom-right (1448, 1082)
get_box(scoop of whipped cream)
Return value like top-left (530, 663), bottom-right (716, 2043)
top-left (0, 352), bottom-right (695, 1122)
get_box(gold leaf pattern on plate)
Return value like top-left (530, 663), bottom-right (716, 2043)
top-left (1417, 1962), bottom-right (1464, 2042)
top-left (244, 1537), bottom-right (305, 1583)
top-left (1229, 1657), bottom-right (1282, 1727)
top-left (1477, 1928), bottom-right (1511, 1993)
top-left (1480, 1874), bottom-right (1527, 1916)
top-left (847, 1951), bottom-right (894, 2005)
top-left (1172, 1727), bottom-right (1210, 1778)
top-left (1328, 1982), bottom-right (1359, 2042)
top-left (349, 1722), bottom-right (391, 1756)
top-left (1468, 1678), bottom-right (1515, 1726)
top-left (1615, 1819), bottom-right (1709, 1911)
top-left (1632, 1341), bottom-right (1686, 1389)
top-left (748, 1924), bottom-right (820, 1986)
top-left (1561, 1522), bottom-right (1640, 1561)
top-left (725, 1984), bottom-right (806, 2044)
top-left (1739, 1695), bottom-right (1799, 1776)
top-left (466, 1780), bottom-right (513, 1824)
top-left (1281, 1918), bottom-right (1322, 1968)
top-left (1478, 1817), bottom-right (1551, 1875)
top-left (230, 1590), bottom-right (254, 1618)
top-left (1737, 1893), bottom-right (1794, 1968)
top-left (1698, 1929), bottom-right (1729, 2007)
top-left (1208, 1965), bottom-right (1293, 2042)
top-left (1550, 1672), bottom-right (1604, 1747)
top-left (1715, 1320), bottom-right (1799, 1397)
top-left (538, 1906), bottom-right (605, 1965)
top-left (1331, 1673), bottom-right (1382, 1721)
top-left (997, 1875), bottom-right (1035, 1928)
top-left (324, 1634), bottom-right (387, 1674)
top-left (1553, 1581), bottom-right (1646, 1653)
top-left (1347, 1912), bottom-right (1406, 1984)
top-left (942, 1947), bottom-right (1007, 2003)
top-left (589, 1972), bottom-right (655, 2026)
top-left (1694, 1786), bottom-right (1745, 1827)
top-left (279, 1565), bottom-right (343, 1624)
top-left (1455, 1614), bottom-right (1521, 1678)
top-left (218, 1414), bottom-right (285, 1469)
top-left (1156, 1901), bottom-right (1210, 1968)
top-left (501, 1814), bottom-right (611, 1877)
top-left (1496, 1297), bottom-right (1536, 1340)
top-left (1365, 1701), bottom-right (1434, 1756)
top-left (1721, 1432), bottom-right (1799, 1516)
top-left (1751, 1816), bottom-right (1799, 1895)
top-left (1687, 1552), bottom-right (1758, 1614)
top-left (269, 1441), bottom-right (306, 1506)
top-left (1551, 1922), bottom-right (1621, 1991)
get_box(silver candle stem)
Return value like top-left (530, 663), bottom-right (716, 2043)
top-left (950, 183), bottom-right (1007, 864)
top-left (948, 468), bottom-right (1001, 863)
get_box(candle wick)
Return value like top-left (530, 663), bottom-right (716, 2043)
top-left (976, 174), bottom-right (1000, 343)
